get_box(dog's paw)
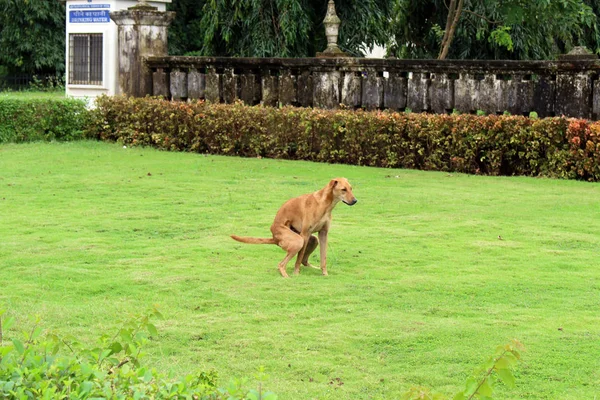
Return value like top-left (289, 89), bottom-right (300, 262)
top-left (303, 262), bottom-right (320, 270)
top-left (279, 269), bottom-right (290, 278)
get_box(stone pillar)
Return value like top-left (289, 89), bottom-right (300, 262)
top-left (341, 72), bottom-right (361, 108)
top-left (383, 71), bottom-right (407, 110)
top-left (313, 69), bottom-right (341, 109)
top-left (110, 4), bottom-right (175, 97)
top-left (556, 47), bottom-right (597, 119)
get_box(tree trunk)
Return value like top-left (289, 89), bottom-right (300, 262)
top-left (438, 0), bottom-right (465, 60)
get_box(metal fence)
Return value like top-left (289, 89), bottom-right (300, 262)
top-left (0, 73), bottom-right (64, 91)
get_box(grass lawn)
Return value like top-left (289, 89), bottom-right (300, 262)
top-left (0, 90), bottom-right (66, 100)
top-left (1, 141), bottom-right (599, 399)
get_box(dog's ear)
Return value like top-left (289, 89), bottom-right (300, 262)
top-left (328, 179), bottom-right (338, 189)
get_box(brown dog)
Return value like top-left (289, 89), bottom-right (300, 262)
top-left (231, 178), bottom-right (357, 277)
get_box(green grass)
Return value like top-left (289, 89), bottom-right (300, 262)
top-left (1, 141), bottom-right (599, 399)
top-left (0, 90), bottom-right (65, 100)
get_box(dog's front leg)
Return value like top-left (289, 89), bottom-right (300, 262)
top-left (318, 229), bottom-right (329, 276)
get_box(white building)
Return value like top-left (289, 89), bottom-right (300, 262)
top-left (65, 0), bottom-right (171, 103)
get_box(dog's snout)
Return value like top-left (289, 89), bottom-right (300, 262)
top-left (347, 198), bottom-right (357, 206)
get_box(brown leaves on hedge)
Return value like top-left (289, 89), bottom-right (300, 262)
top-left (85, 96), bottom-right (600, 181)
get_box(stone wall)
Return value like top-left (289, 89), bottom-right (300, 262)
top-left (144, 56), bottom-right (600, 119)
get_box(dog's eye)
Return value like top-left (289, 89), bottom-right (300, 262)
top-left (341, 188), bottom-right (347, 192)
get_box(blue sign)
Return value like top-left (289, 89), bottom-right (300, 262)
top-left (69, 10), bottom-right (110, 23)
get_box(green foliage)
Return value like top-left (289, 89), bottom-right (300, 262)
top-left (166, 0), bottom-right (207, 57)
top-left (195, 0), bottom-right (314, 57)
top-left (0, 97), bottom-right (89, 143)
top-left (389, 0), bottom-right (600, 59)
top-left (581, 0), bottom-right (600, 54)
top-left (28, 75), bottom-right (65, 92)
top-left (0, 307), bottom-right (277, 399)
top-left (86, 96), bottom-right (600, 181)
top-left (453, 340), bottom-right (523, 400)
top-left (168, 0), bottom-right (391, 57)
top-left (1, 74), bottom-right (66, 92)
top-left (489, 26), bottom-right (513, 52)
top-left (0, 0), bottom-right (66, 74)
top-left (402, 340), bottom-right (524, 400)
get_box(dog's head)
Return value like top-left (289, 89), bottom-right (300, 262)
top-left (329, 178), bottom-right (357, 206)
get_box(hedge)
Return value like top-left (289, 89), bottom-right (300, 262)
top-left (85, 95), bottom-right (600, 181)
top-left (0, 97), bottom-right (88, 143)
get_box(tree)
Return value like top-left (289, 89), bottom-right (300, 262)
top-left (581, 0), bottom-right (600, 52)
top-left (167, 0), bottom-right (207, 57)
top-left (0, 0), bottom-right (66, 74)
top-left (390, 0), bottom-right (600, 60)
top-left (167, 0), bottom-right (392, 57)
top-left (438, 0), bottom-right (465, 59)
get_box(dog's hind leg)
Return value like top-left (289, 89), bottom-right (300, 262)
top-left (276, 231), bottom-right (304, 278)
top-left (293, 231), bottom-right (313, 275)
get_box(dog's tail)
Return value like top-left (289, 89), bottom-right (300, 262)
top-left (231, 235), bottom-right (276, 245)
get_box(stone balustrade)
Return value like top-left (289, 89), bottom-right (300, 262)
top-left (144, 56), bottom-right (600, 119)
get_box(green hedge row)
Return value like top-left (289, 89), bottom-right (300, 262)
top-left (86, 96), bottom-right (600, 181)
top-left (0, 97), bottom-right (88, 143)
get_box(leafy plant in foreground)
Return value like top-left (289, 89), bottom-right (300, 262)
top-left (402, 339), bottom-right (524, 400)
top-left (0, 307), bottom-right (277, 399)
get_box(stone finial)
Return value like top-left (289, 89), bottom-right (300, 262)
top-left (316, 0), bottom-right (349, 58)
top-left (558, 46), bottom-right (597, 61)
top-left (130, 0), bottom-right (157, 11)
